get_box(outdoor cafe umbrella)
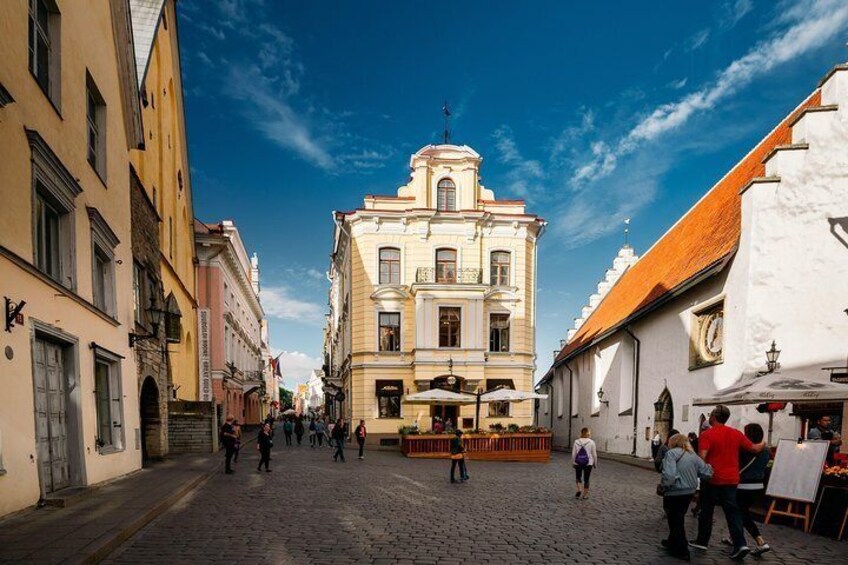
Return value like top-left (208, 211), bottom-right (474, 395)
top-left (474, 387), bottom-right (549, 431)
top-left (281, 408), bottom-right (296, 416)
top-left (692, 371), bottom-right (848, 444)
top-left (403, 388), bottom-right (478, 405)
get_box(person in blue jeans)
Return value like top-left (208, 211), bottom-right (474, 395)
top-left (449, 430), bottom-right (469, 483)
top-left (661, 434), bottom-right (713, 560)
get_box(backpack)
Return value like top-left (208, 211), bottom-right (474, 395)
top-left (574, 441), bottom-right (590, 466)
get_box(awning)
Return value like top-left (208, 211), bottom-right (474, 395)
top-left (479, 388), bottom-right (548, 403)
top-left (692, 371), bottom-right (848, 406)
top-left (404, 389), bottom-right (477, 405)
top-left (376, 380), bottom-right (403, 397)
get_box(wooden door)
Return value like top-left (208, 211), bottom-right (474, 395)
top-left (34, 339), bottom-right (70, 492)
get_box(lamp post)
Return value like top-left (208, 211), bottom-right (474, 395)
top-left (597, 387), bottom-right (609, 406)
top-left (128, 297), bottom-right (167, 347)
top-left (762, 340), bottom-right (782, 445)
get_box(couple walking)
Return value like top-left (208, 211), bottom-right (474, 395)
top-left (449, 430), bottom-right (470, 483)
top-left (660, 405), bottom-right (771, 561)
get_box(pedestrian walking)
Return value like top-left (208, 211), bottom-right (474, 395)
top-left (257, 422), bottom-right (274, 472)
top-left (314, 418), bottom-right (325, 447)
top-left (689, 405), bottom-right (766, 560)
top-left (572, 427), bottom-right (597, 499)
top-left (653, 428), bottom-right (680, 472)
top-left (324, 416), bottom-right (333, 448)
top-left (232, 419), bottom-right (242, 462)
top-left (220, 416), bottom-right (238, 474)
top-left (327, 420), bottom-right (336, 448)
top-left (309, 418), bottom-right (317, 447)
top-left (294, 417), bottom-right (305, 446)
top-left (332, 418), bottom-right (346, 462)
top-left (449, 430), bottom-right (469, 483)
top-left (722, 423), bottom-right (771, 556)
top-left (355, 419), bottom-right (367, 460)
top-left (651, 430), bottom-right (663, 460)
top-left (283, 418), bottom-right (293, 446)
top-left (659, 433), bottom-right (714, 561)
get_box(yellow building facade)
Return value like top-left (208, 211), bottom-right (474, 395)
top-left (0, 0), bottom-right (144, 516)
top-left (129, 0), bottom-right (199, 402)
top-left (327, 145), bottom-right (546, 446)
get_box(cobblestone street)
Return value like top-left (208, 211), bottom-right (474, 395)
top-left (106, 444), bottom-right (847, 564)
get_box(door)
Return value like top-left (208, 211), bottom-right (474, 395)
top-left (654, 388), bottom-right (674, 443)
top-left (431, 405), bottom-right (458, 429)
top-left (33, 339), bottom-right (70, 492)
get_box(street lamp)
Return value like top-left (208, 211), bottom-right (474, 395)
top-left (597, 387), bottom-right (609, 406)
top-left (765, 341), bottom-right (781, 373)
top-left (128, 297), bottom-right (167, 347)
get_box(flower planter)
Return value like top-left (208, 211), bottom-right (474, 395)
top-left (400, 432), bottom-right (552, 462)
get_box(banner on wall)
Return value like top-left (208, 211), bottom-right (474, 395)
top-left (198, 308), bottom-right (212, 402)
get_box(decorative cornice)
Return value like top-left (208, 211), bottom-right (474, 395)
top-left (86, 207), bottom-right (121, 248)
top-left (26, 129), bottom-right (84, 198)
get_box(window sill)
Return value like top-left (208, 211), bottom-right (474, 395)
top-left (376, 417), bottom-right (405, 420)
top-left (590, 412), bottom-right (600, 418)
top-left (98, 446), bottom-right (124, 456)
top-left (619, 408), bottom-right (633, 416)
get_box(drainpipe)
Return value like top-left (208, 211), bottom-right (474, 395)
top-left (624, 327), bottom-right (641, 456)
top-left (565, 361), bottom-right (574, 448)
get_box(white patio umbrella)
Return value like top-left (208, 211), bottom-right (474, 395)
top-left (403, 388), bottom-right (477, 405)
top-left (281, 408), bottom-right (296, 416)
top-left (692, 371), bottom-right (848, 444)
top-left (479, 388), bottom-right (549, 403)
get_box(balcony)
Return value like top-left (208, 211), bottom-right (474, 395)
top-left (415, 267), bottom-right (482, 284)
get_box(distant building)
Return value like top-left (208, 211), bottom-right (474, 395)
top-left (326, 144), bottom-right (546, 447)
top-left (307, 370), bottom-right (325, 414)
top-left (537, 64), bottom-right (848, 456)
top-left (294, 384), bottom-right (310, 416)
top-left (195, 221), bottom-right (268, 427)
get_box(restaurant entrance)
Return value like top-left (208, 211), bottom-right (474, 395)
top-left (431, 404), bottom-right (458, 429)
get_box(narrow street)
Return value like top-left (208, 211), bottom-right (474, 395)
top-left (105, 444), bottom-right (847, 564)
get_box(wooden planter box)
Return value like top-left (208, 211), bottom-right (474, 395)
top-left (401, 433), bottom-right (552, 462)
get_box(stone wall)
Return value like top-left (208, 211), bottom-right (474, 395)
top-left (168, 401), bottom-right (215, 453)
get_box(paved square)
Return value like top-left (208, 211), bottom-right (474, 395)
top-left (107, 444), bottom-right (847, 564)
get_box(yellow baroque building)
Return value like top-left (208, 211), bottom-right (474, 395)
top-left (129, 0), bottom-right (199, 403)
top-left (326, 144), bottom-right (546, 446)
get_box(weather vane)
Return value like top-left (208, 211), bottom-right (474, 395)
top-left (442, 100), bottom-right (451, 144)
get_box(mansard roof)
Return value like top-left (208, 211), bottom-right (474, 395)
top-left (553, 88), bottom-right (822, 366)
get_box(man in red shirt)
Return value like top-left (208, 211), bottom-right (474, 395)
top-left (690, 405), bottom-right (765, 560)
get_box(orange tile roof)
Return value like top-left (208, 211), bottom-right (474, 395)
top-left (555, 89), bottom-right (822, 364)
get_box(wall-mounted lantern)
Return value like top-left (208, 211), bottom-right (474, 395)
top-left (765, 341), bottom-right (781, 373)
top-left (597, 387), bottom-right (609, 406)
top-left (128, 297), bottom-right (166, 347)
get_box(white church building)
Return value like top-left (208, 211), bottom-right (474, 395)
top-left (536, 63), bottom-right (848, 457)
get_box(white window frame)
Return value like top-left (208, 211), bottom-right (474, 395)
top-left (87, 207), bottom-right (119, 317)
top-left (438, 305), bottom-right (462, 349)
top-left (436, 177), bottom-right (457, 211)
top-left (28, 130), bottom-right (81, 290)
top-left (28, 0), bottom-right (61, 109)
top-left (376, 245), bottom-right (403, 285)
top-left (376, 310), bottom-right (402, 352)
top-left (487, 248), bottom-right (515, 287)
top-left (94, 348), bottom-right (124, 453)
top-left (488, 312), bottom-right (511, 353)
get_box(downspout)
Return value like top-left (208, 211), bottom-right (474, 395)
top-left (565, 361), bottom-right (574, 449)
top-left (624, 327), bottom-right (641, 456)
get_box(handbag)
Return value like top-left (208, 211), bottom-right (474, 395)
top-left (450, 453), bottom-right (464, 460)
top-left (656, 450), bottom-right (687, 496)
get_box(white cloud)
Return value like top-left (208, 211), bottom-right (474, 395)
top-left (686, 28), bottom-right (711, 52)
top-left (571, 0), bottom-right (848, 187)
top-left (260, 286), bottom-right (325, 324)
top-left (492, 126), bottom-right (545, 199)
top-left (723, 0), bottom-right (754, 29)
top-left (273, 350), bottom-right (322, 387)
top-left (667, 77), bottom-right (688, 90)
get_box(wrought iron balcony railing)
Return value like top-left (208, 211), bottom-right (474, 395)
top-left (415, 267), bottom-right (482, 284)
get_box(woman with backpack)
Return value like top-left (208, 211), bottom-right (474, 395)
top-left (660, 433), bottom-right (713, 561)
top-left (572, 427), bottom-right (597, 499)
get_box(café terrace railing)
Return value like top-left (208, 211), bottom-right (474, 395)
top-left (401, 432), bottom-right (552, 462)
top-left (415, 267), bottom-right (483, 284)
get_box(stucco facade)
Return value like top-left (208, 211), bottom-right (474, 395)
top-left (327, 145), bottom-right (546, 447)
top-left (0, 0), bottom-right (144, 516)
top-left (537, 65), bottom-right (848, 457)
top-left (128, 0), bottom-right (199, 403)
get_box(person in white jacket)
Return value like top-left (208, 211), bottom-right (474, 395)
top-left (572, 427), bottom-right (598, 499)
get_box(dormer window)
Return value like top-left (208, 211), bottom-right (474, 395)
top-left (437, 179), bottom-right (456, 211)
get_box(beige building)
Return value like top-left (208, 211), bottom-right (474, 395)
top-left (0, 1), bottom-right (145, 515)
top-left (326, 144), bottom-right (546, 446)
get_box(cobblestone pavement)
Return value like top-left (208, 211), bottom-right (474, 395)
top-left (106, 444), bottom-right (847, 564)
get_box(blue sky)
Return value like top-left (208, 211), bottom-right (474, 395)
top-left (177, 0), bottom-right (848, 387)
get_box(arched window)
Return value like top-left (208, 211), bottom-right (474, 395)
top-left (435, 249), bottom-right (457, 283)
top-left (490, 251), bottom-right (510, 286)
top-left (378, 247), bottom-right (400, 284)
top-left (437, 179), bottom-right (456, 211)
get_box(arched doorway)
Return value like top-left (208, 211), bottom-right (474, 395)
top-left (140, 377), bottom-right (162, 463)
top-left (654, 388), bottom-right (674, 442)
